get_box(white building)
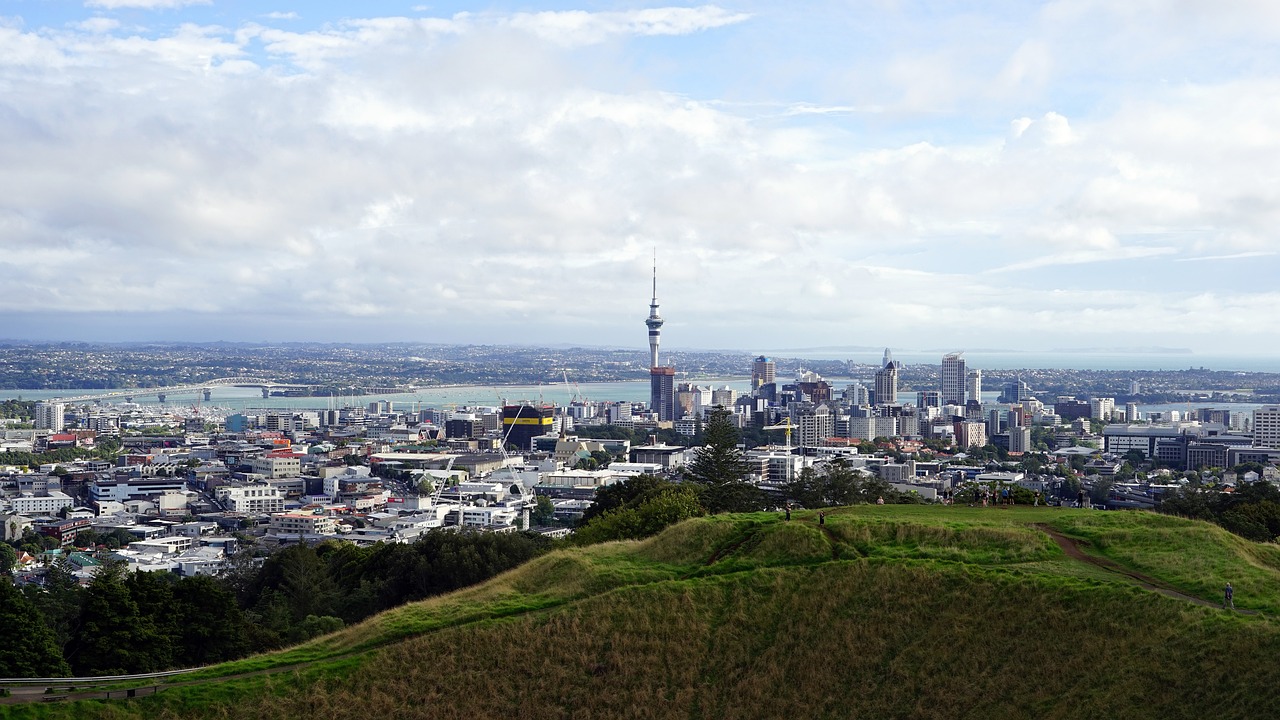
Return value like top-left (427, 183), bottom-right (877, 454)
top-left (249, 455), bottom-right (301, 479)
top-left (35, 402), bottom-right (65, 432)
top-left (1009, 426), bottom-right (1032, 454)
top-left (941, 353), bottom-right (966, 406)
top-left (217, 484), bottom-right (285, 513)
top-left (1090, 397), bottom-right (1116, 421)
top-left (1254, 406), bottom-right (1280, 448)
top-left (10, 490), bottom-right (74, 515)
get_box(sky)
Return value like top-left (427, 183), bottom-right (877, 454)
top-left (2, 1), bottom-right (1280, 356)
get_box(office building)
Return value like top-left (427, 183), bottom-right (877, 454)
top-left (502, 404), bottom-right (556, 451)
top-left (650, 367), bottom-right (676, 422)
top-left (751, 356), bottom-right (776, 391)
top-left (1254, 406), bottom-right (1280, 448)
top-left (874, 350), bottom-right (901, 406)
top-left (916, 390), bottom-right (941, 409)
top-left (941, 352), bottom-right (966, 406)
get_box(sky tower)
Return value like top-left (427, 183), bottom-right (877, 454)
top-left (645, 257), bottom-right (664, 369)
top-left (646, 256), bottom-right (676, 422)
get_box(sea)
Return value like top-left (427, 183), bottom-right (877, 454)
top-left (0, 376), bottom-right (1265, 418)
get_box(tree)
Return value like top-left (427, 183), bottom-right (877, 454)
top-left (579, 474), bottom-right (666, 525)
top-left (172, 576), bottom-right (250, 665)
top-left (24, 559), bottom-right (81, 656)
top-left (69, 561), bottom-right (171, 674)
top-left (0, 580), bottom-right (70, 677)
top-left (685, 407), bottom-right (765, 513)
top-left (574, 483), bottom-right (705, 545)
top-left (531, 495), bottom-right (556, 526)
top-left (0, 543), bottom-right (15, 576)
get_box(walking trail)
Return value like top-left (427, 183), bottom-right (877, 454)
top-left (1033, 523), bottom-right (1258, 615)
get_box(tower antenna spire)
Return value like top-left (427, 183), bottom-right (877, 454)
top-left (645, 249), bottom-right (664, 370)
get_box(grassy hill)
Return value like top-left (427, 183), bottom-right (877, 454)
top-left (7, 506), bottom-right (1280, 719)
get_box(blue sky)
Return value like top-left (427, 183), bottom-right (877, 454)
top-left (2, 1), bottom-right (1280, 355)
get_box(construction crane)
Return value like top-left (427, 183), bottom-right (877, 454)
top-left (762, 418), bottom-right (796, 452)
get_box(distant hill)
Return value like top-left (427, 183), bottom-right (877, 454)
top-left (9, 507), bottom-right (1280, 719)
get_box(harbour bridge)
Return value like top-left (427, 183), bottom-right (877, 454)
top-left (52, 377), bottom-right (315, 404)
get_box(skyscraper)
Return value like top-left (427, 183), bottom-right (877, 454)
top-left (650, 367), bottom-right (676, 421)
top-left (941, 352), bottom-right (966, 406)
top-left (874, 349), bottom-right (901, 406)
top-left (751, 356), bottom-right (775, 391)
top-left (967, 369), bottom-right (982, 405)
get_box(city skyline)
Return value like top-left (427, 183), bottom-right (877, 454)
top-left (4, 2), bottom-right (1280, 353)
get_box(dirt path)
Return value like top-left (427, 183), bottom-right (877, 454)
top-left (1034, 524), bottom-right (1257, 614)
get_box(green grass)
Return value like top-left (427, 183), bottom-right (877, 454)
top-left (7, 506), bottom-right (1280, 719)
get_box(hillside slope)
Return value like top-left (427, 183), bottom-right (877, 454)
top-left (8, 507), bottom-right (1280, 719)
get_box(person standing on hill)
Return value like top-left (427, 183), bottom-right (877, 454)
top-left (1224, 582), bottom-right (1234, 610)
top-left (1077, 489), bottom-right (1086, 508)
top-left (819, 511), bottom-right (826, 525)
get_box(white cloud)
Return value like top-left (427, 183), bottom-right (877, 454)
top-left (498, 5), bottom-right (751, 46)
top-left (3, 4), bottom-right (1280, 351)
top-left (263, 12), bottom-right (298, 21)
top-left (85, 0), bottom-right (211, 8)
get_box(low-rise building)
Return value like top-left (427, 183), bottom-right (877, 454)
top-left (270, 512), bottom-right (338, 536)
top-left (217, 484), bottom-right (286, 513)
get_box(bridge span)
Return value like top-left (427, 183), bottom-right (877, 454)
top-left (53, 377), bottom-right (314, 404)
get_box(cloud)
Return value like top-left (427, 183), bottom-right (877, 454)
top-left (498, 5), bottom-right (751, 46)
top-left (3, 4), bottom-right (1280, 352)
top-left (85, 0), bottom-right (211, 8)
top-left (262, 12), bottom-right (299, 21)
top-left (1174, 251), bottom-right (1279, 262)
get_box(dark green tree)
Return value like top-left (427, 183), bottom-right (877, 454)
top-left (23, 559), bottom-right (82, 655)
top-left (0, 580), bottom-right (71, 677)
top-left (531, 495), bottom-right (556, 526)
top-left (579, 474), bottom-right (667, 525)
top-left (574, 483), bottom-right (705, 545)
top-left (0, 543), bottom-right (15, 576)
top-left (69, 561), bottom-right (171, 674)
top-left (172, 575), bottom-right (251, 666)
top-left (685, 407), bottom-right (765, 513)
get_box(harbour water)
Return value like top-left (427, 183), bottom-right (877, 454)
top-left (0, 382), bottom-right (1264, 418)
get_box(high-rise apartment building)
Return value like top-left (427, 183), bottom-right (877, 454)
top-left (941, 352), bottom-right (967, 406)
top-left (967, 369), bottom-right (982, 405)
top-left (916, 390), bottom-right (941, 409)
top-left (1090, 397), bottom-right (1116, 421)
top-left (1009, 426), bottom-right (1032, 453)
top-left (35, 402), bottom-right (65, 432)
top-left (751, 356), bottom-right (775, 391)
top-left (792, 403), bottom-right (833, 449)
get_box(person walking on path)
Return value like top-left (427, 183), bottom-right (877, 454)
top-left (1077, 489), bottom-right (1086, 509)
top-left (1224, 582), bottom-right (1235, 610)
top-left (819, 511), bottom-right (826, 526)
top-left (785, 504), bottom-right (791, 521)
